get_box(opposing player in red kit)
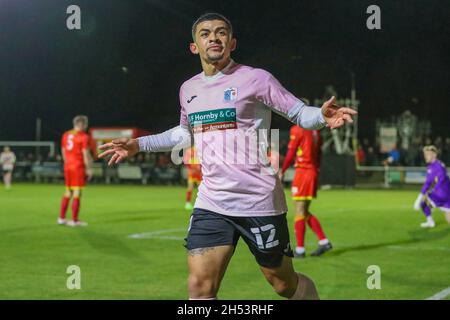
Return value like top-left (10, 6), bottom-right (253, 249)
top-left (183, 146), bottom-right (202, 210)
top-left (58, 115), bottom-right (93, 227)
top-left (280, 124), bottom-right (332, 258)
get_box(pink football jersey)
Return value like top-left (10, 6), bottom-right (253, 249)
top-left (179, 60), bottom-right (302, 217)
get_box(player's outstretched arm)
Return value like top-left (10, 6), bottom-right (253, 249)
top-left (98, 125), bottom-right (192, 166)
top-left (253, 69), bottom-right (357, 130)
top-left (321, 96), bottom-right (357, 129)
top-left (288, 97), bottom-right (357, 130)
top-left (279, 147), bottom-right (296, 180)
top-left (98, 138), bottom-right (139, 166)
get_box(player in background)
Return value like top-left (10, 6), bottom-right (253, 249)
top-left (413, 145), bottom-right (450, 228)
top-left (58, 115), bottom-right (93, 227)
top-left (0, 146), bottom-right (16, 190)
top-left (268, 142), bottom-right (280, 174)
top-left (279, 124), bottom-right (332, 258)
top-left (98, 13), bottom-right (356, 300)
top-left (183, 146), bottom-right (202, 210)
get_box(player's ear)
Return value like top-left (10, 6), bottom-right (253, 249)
top-left (230, 38), bottom-right (237, 52)
top-left (189, 42), bottom-right (199, 55)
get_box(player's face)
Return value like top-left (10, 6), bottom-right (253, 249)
top-left (190, 20), bottom-right (236, 64)
top-left (75, 122), bottom-right (88, 132)
top-left (423, 150), bottom-right (436, 163)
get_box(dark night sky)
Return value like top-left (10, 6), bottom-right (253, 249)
top-left (0, 0), bottom-right (449, 143)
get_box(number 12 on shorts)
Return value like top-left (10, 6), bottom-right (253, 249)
top-left (251, 224), bottom-right (279, 249)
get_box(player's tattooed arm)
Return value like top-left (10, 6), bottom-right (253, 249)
top-left (188, 247), bottom-right (216, 256)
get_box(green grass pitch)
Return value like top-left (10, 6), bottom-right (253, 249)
top-left (0, 183), bottom-right (449, 299)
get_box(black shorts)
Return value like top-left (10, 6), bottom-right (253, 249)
top-left (185, 208), bottom-right (294, 268)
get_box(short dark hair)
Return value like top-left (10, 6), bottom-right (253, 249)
top-left (191, 13), bottom-right (233, 40)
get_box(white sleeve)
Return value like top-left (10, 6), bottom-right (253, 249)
top-left (137, 125), bottom-right (192, 152)
top-left (287, 101), bottom-right (327, 130)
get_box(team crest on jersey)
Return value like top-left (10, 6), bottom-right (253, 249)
top-left (224, 87), bottom-right (238, 102)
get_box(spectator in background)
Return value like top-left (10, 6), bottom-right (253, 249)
top-left (404, 138), bottom-right (417, 166)
top-left (46, 152), bottom-right (58, 162)
top-left (383, 145), bottom-right (401, 166)
top-left (375, 139), bottom-right (384, 161)
top-left (356, 143), bottom-right (366, 166)
top-left (21, 153), bottom-right (35, 179)
top-left (127, 155), bottom-right (137, 164)
top-left (362, 138), bottom-right (371, 154)
top-left (136, 153), bottom-right (145, 164)
top-left (279, 138), bottom-right (289, 157)
top-left (18, 152), bottom-right (26, 162)
top-left (156, 153), bottom-right (170, 168)
top-left (408, 136), bottom-right (422, 166)
top-left (35, 153), bottom-right (44, 165)
top-left (434, 136), bottom-right (443, 151)
top-left (365, 146), bottom-right (378, 166)
top-left (152, 153), bottom-right (175, 185)
top-left (144, 153), bottom-right (156, 166)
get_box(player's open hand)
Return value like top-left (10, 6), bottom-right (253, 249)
top-left (98, 138), bottom-right (139, 166)
top-left (321, 96), bottom-right (357, 129)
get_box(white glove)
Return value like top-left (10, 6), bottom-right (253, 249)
top-left (413, 193), bottom-right (424, 211)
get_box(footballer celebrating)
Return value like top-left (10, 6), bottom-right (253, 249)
top-left (413, 145), bottom-right (450, 228)
top-left (99, 13), bottom-right (356, 300)
top-left (58, 115), bottom-right (93, 227)
top-left (280, 123), bottom-right (332, 258)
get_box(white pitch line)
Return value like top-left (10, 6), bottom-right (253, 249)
top-left (387, 245), bottom-right (450, 252)
top-left (128, 228), bottom-right (185, 240)
top-left (426, 287), bottom-right (450, 300)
